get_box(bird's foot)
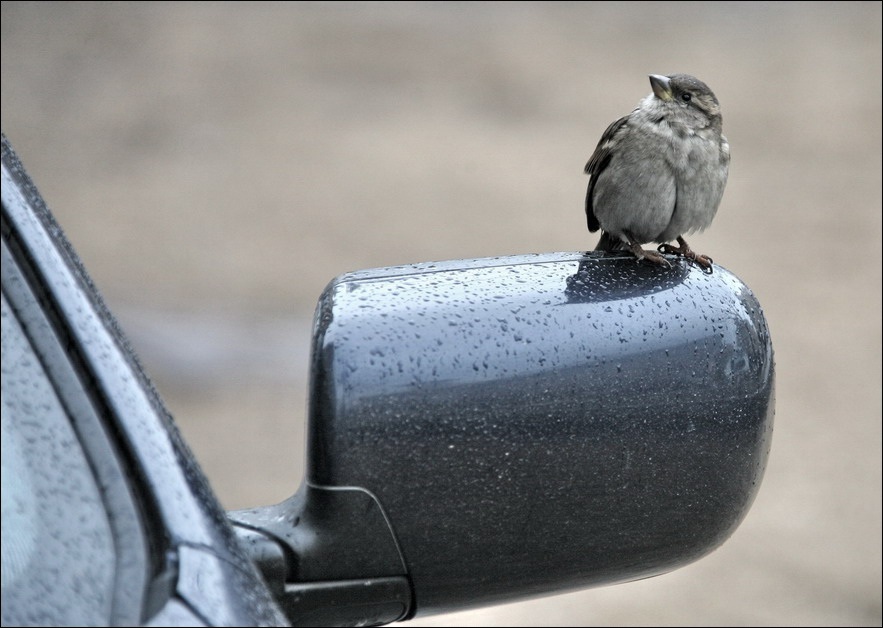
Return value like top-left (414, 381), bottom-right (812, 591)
top-left (657, 238), bottom-right (713, 273)
top-left (629, 243), bottom-right (672, 268)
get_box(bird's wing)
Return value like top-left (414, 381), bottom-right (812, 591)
top-left (584, 114), bottom-right (630, 233)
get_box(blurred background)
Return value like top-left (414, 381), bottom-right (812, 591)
top-left (2, 2), bottom-right (880, 626)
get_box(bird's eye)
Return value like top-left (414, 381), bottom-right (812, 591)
top-left (681, 93), bottom-right (692, 102)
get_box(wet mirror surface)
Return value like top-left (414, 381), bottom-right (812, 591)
top-left (309, 253), bottom-right (774, 614)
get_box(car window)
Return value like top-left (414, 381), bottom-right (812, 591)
top-left (2, 292), bottom-right (122, 625)
top-left (1, 234), bottom-right (150, 625)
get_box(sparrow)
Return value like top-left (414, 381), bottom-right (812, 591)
top-left (584, 73), bottom-right (729, 269)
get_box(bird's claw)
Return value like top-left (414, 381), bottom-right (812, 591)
top-left (657, 243), bottom-right (714, 273)
top-left (627, 242), bottom-right (672, 268)
top-left (638, 249), bottom-right (673, 268)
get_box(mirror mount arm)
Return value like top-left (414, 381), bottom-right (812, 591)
top-left (229, 484), bottom-right (413, 626)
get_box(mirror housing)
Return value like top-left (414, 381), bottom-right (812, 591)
top-left (231, 252), bottom-right (774, 625)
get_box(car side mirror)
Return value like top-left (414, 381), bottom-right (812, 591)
top-left (230, 252), bottom-right (774, 626)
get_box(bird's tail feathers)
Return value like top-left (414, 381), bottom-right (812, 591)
top-left (595, 231), bottom-right (628, 252)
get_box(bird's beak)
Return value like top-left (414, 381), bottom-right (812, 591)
top-left (649, 74), bottom-right (673, 101)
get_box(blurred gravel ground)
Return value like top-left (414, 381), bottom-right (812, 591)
top-left (2, 2), bottom-right (880, 626)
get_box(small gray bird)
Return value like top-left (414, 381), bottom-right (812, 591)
top-left (584, 73), bottom-right (729, 269)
